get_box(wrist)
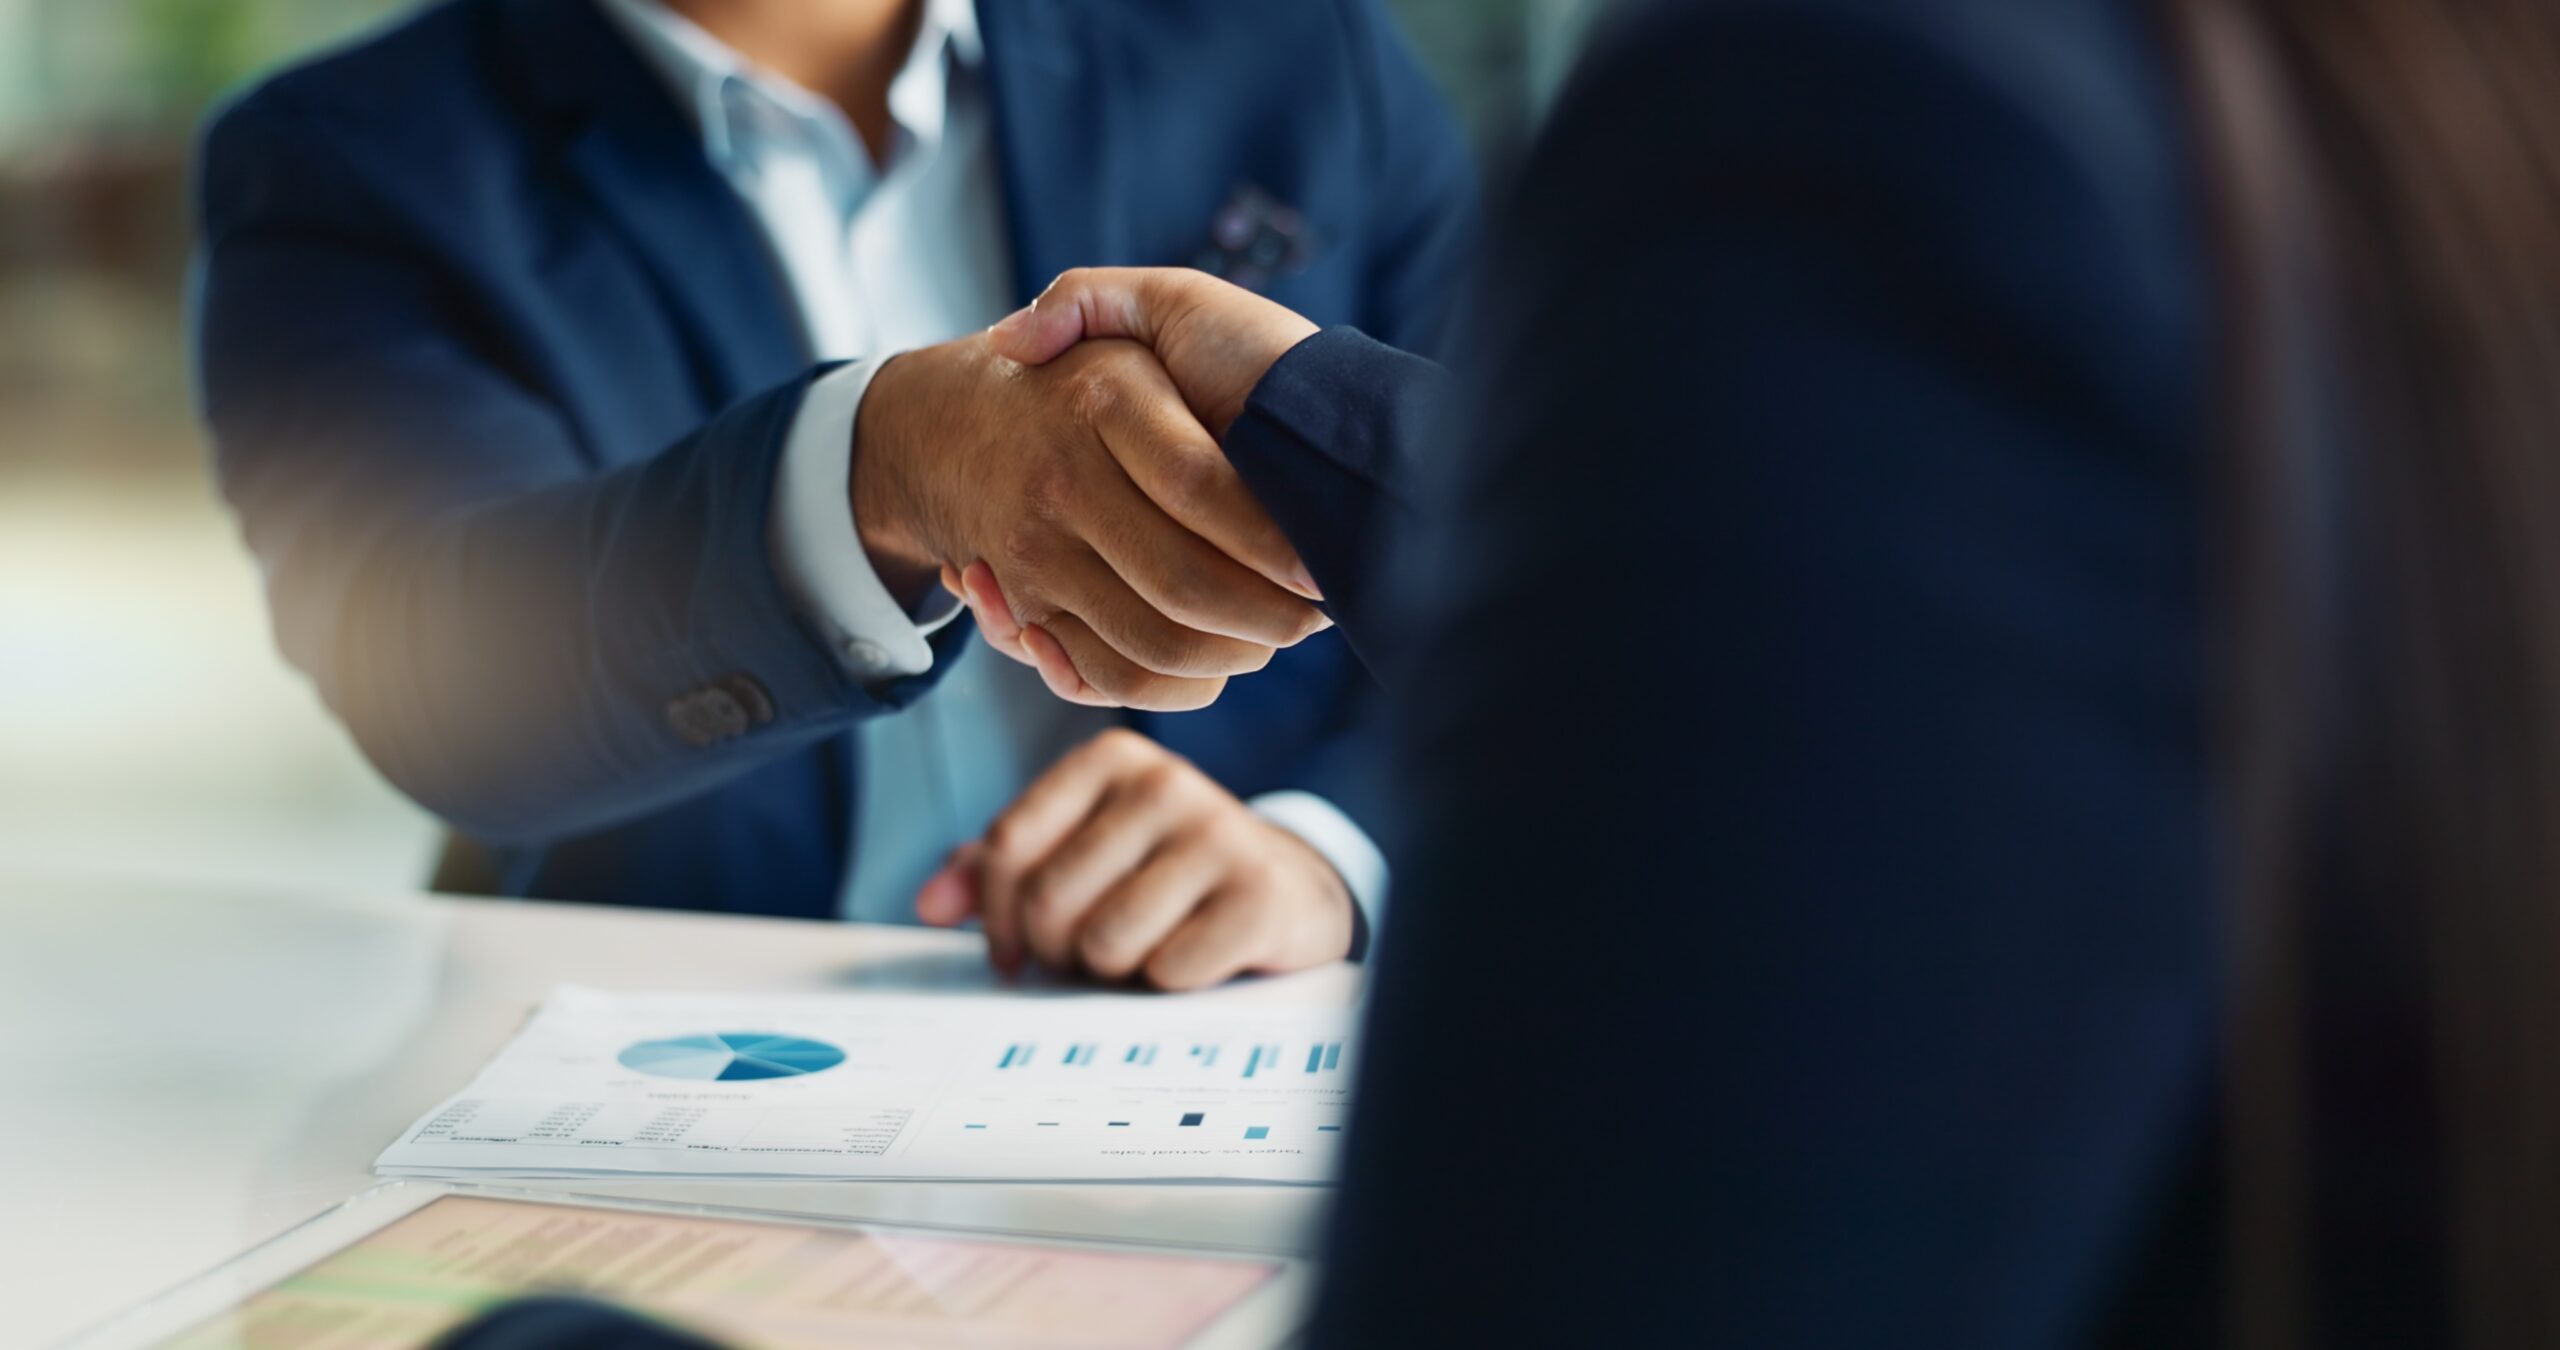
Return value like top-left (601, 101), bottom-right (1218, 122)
top-left (1160, 306), bottom-right (1319, 440)
top-left (850, 350), bottom-right (942, 604)
top-left (1258, 816), bottom-right (1358, 960)
top-left (1231, 319), bottom-right (1322, 434)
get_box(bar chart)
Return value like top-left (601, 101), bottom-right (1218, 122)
top-left (989, 1037), bottom-right (1352, 1079)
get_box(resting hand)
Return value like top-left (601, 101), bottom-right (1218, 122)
top-left (913, 729), bottom-right (1356, 991)
top-left (854, 332), bottom-right (1326, 711)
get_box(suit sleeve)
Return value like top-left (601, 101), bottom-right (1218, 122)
top-left (1310, 6), bottom-right (2213, 1347)
top-left (1224, 325), bottom-right (1449, 677)
top-left (192, 92), bottom-right (955, 845)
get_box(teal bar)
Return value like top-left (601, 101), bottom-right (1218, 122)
top-left (1305, 1044), bottom-right (1324, 1073)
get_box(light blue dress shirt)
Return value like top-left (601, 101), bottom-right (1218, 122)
top-left (600, 0), bottom-right (1389, 928)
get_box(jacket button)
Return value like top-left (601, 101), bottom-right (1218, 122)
top-left (719, 675), bottom-right (775, 727)
top-left (665, 676), bottom-right (772, 748)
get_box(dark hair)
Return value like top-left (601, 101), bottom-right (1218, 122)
top-left (2174, 0), bottom-right (2560, 1342)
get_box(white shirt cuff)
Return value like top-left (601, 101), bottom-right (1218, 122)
top-left (1249, 789), bottom-right (1391, 939)
top-left (768, 358), bottom-right (964, 682)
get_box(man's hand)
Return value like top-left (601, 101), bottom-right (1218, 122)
top-left (913, 729), bottom-right (1357, 991)
top-left (952, 271), bottom-right (1325, 703)
top-left (854, 332), bottom-right (1326, 711)
top-left (986, 268), bottom-right (1320, 439)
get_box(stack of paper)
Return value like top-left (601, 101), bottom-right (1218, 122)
top-left (377, 988), bottom-right (1359, 1184)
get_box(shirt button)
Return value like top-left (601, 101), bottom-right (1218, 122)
top-left (844, 638), bottom-right (890, 672)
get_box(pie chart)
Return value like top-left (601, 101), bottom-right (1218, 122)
top-left (617, 1031), bottom-right (846, 1082)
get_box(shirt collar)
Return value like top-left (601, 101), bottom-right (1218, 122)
top-left (597, 0), bottom-right (981, 169)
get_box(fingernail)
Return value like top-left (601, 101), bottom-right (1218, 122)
top-left (1291, 568), bottom-right (1325, 603)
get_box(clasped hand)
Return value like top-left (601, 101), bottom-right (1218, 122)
top-left (851, 268), bottom-right (1323, 710)
top-left (852, 296), bottom-right (1315, 711)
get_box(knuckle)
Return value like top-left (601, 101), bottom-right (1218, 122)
top-left (1064, 365), bottom-right (1122, 425)
top-left (1127, 761), bottom-right (1188, 806)
top-left (1137, 626), bottom-right (1216, 677)
top-left (1152, 450), bottom-right (1224, 522)
top-left (1145, 564), bottom-right (1222, 626)
top-left (1141, 952), bottom-right (1195, 992)
top-left (1019, 458), bottom-right (1080, 526)
top-left (1228, 850), bottom-right (1283, 897)
top-left (1215, 814), bottom-right (1272, 859)
top-left (982, 815), bottom-right (1027, 863)
top-left (1077, 925), bottom-right (1137, 979)
top-left (1095, 610), bottom-right (1200, 677)
top-left (996, 516), bottom-right (1051, 574)
top-left (1079, 661), bottom-right (1141, 704)
top-left (1098, 726), bottom-right (1150, 752)
top-left (1223, 840), bottom-right (1280, 891)
top-left (1017, 873), bottom-right (1062, 929)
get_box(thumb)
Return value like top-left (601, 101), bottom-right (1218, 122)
top-left (987, 267), bottom-right (1178, 365)
top-left (914, 842), bottom-right (985, 926)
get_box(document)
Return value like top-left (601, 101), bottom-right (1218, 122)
top-left (164, 1194), bottom-right (1287, 1350)
top-left (377, 988), bottom-right (1359, 1184)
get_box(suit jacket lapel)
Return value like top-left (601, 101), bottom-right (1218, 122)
top-left (976, 0), bottom-right (1123, 303)
top-left (499, 0), bottom-right (806, 403)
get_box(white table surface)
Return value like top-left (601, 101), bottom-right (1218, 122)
top-left (0, 865), bottom-right (1358, 1347)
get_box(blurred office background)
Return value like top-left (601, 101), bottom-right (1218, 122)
top-left (0, 0), bottom-right (1610, 892)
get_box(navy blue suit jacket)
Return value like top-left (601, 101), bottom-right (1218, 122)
top-left (191, 0), bottom-right (1472, 919)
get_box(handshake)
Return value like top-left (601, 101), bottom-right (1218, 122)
top-left (852, 269), bottom-right (1327, 710)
